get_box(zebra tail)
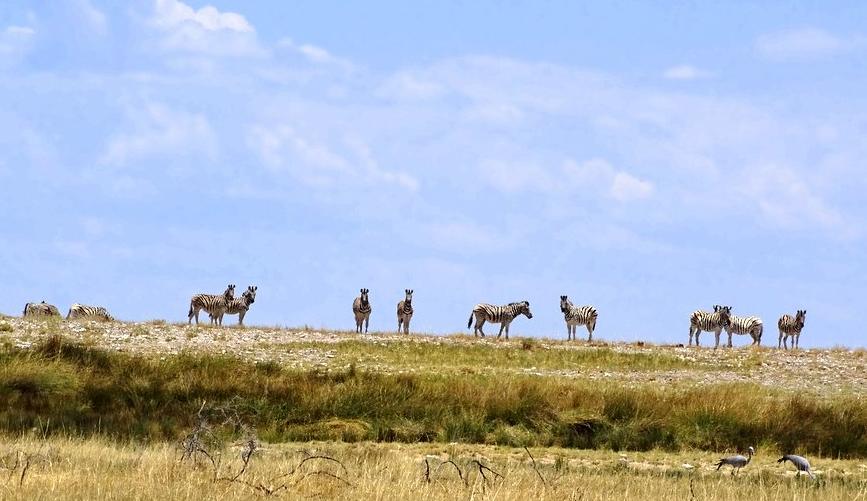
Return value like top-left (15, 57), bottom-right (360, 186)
top-left (23, 303), bottom-right (29, 316)
top-left (467, 312), bottom-right (474, 329)
top-left (188, 302), bottom-right (194, 318)
top-left (66, 308), bottom-right (73, 320)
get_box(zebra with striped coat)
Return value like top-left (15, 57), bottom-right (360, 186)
top-left (559, 295), bottom-right (598, 342)
top-left (467, 301), bottom-right (533, 339)
top-left (689, 305), bottom-right (732, 348)
top-left (23, 301), bottom-right (61, 317)
top-left (778, 309), bottom-right (806, 349)
top-left (353, 288), bottom-right (372, 333)
top-left (725, 314), bottom-right (763, 347)
top-left (209, 285), bottom-right (257, 326)
top-left (188, 284), bottom-right (235, 326)
top-left (67, 303), bottom-right (115, 321)
top-left (396, 289), bottom-right (413, 335)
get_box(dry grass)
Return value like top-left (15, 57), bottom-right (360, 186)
top-left (0, 437), bottom-right (863, 500)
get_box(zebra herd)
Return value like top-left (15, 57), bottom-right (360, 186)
top-left (18, 286), bottom-right (808, 348)
top-left (23, 301), bottom-right (114, 321)
top-left (689, 305), bottom-right (807, 350)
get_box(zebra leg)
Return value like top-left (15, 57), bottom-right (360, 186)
top-left (497, 323), bottom-right (505, 339)
top-left (364, 315), bottom-right (369, 333)
top-left (794, 333), bottom-right (800, 349)
top-left (238, 311), bottom-right (245, 326)
top-left (586, 324), bottom-right (593, 342)
top-left (405, 316), bottom-right (411, 335)
top-left (728, 331), bottom-right (733, 348)
top-left (477, 319), bottom-right (486, 337)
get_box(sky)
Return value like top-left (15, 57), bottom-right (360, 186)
top-left (1, 1), bottom-right (866, 347)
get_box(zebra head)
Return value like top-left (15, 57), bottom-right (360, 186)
top-left (518, 300), bottom-right (533, 319)
top-left (796, 309), bottom-right (806, 326)
top-left (404, 289), bottom-right (413, 305)
top-left (716, 305), bottom-right (733, 326)
top-left (360, 288), bottom-right (370, 305)
top-left (224, 284), bottom-right (236, 301)
top-left (244, 285), bottom-right (257, 305)
top-left (559, 295), bottom-right (571, 313)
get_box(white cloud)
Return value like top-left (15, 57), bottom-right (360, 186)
top-left (663, 65), bottom-right (712, 80)
top-left (277, 38), bottom-right (355, 71)
top-left (71, 0), bottom-right (108, 34)
top-left (740, 164), bottom-right (851, 236)
top-left (378, 71), bottom-right (446, 101)
top-left (153, 0), bottom-right (253, 32)
top-left (100, 103), bottom-right (216, 166)
top-left (246, 125), bottom-right (418, 191)
top-left (756, 27), bottom-right (862, 60)
top-left (610, 172), bottom-right (654, 201)
top-left (150, 0), bottom-right (263, 57)
top-left (0, 25), bottom-right (36, 65)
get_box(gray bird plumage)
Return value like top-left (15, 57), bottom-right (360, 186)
top-left (715, 446), bottom-right (754, 475)
top-left (777, 454), bottom-right (814, 478)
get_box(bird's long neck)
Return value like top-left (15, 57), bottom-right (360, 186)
top-left (746, 450), bottom-right (753, 464)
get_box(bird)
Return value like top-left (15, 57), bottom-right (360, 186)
top-left (715, 446), bottom-right (755, 475)
top-left (777, 454), bottom-right (815, 479)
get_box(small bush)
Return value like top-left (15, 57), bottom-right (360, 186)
top-left (0, 323), bottom-right (12, 332)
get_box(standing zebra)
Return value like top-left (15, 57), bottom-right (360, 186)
top-left (209, 285), bottom-right (257, 326)
top-left (67, 304), bottom-right (114, 321)
top-left (559, 295), bottom-right (598, 341)
top-left (23, 301), bottom-right (61, 317)
top-left (467, 301), bottom-right (533, 339)
top-left (396, 289), bottom-right (414, 335)
top-left (778, 309), bottom-right (806, 349)
top-left (353, 288), bottom-right (372, 333)
top-left (188, 284), bottom-right (235, 326)
top-left (724, 314), bottom-right (763, 347)
top-left (689, 305), bottom-right (732, 348)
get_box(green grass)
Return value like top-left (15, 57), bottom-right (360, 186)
top-left (265, 338), bottom-right (693, 373)
top-left (0, 335), bottom-right (865, 457)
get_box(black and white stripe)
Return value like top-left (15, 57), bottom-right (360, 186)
top-left (23, 301), bottom-right (61, 317)
top-left (559, 295), bottom-right (598, 342)
top-left (210, 285), bottom-right (257, 326)
top-left (778, 309), bottom-right (806, 350)
top-left (467, 300), bottom-right (533, 339)
top-left (67, 303), bottom-right (114, 321)
top-left (353, 288), bottom-right (372, 333)
top-left (188, 284), bottom-right (235, 326)
top-left (725, 314), bottom-right (763, 347)
top-left (396, 289), bottom-right (414, 335)
top-left (689, 305), bottom-right (732, 348)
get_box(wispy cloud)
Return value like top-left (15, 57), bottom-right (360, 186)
top-left (663, 64), bottom-right (712, 80)
top-left (100, 103), bottom-right (217, 167)
top-left (756, 27), bottom-right (863, 60)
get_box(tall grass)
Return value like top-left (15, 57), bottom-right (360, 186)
top-left (0, 336), bottom-right (865, 457)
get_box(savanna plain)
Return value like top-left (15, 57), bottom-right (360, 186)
top-left (0, 315), bottom-right (865, 500)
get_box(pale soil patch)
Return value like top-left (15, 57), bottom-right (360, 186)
top-left (1, 317), bottom-right (865, 396)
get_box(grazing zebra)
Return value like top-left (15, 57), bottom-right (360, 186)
top-left (353, 288), bottom-right (372, 333)
top-left (396, 289), bottom-right (413, 335)
top-left (689, 305), bottom-right (732, 348)
top-left (467, 301), bottom-right (533, 339)
top-left (209, 285), bottom-right (257, 326)
top-left (724, 314), bottom-right (763, 347)
top-left (67, 303), bottom-right (114, 321)
top-left (778, 309), bottom-right (806, 350)
top-left (23, 301), bottom-right (61, 317)
top-left (188, 284), bottom-right (235, 326)
top-left (559, 295), bottom-right (598, 342)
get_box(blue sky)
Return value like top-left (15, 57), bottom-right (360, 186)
top-left (2, 1), bottom-right (866, 347)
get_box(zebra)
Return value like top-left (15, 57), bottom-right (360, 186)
top-left (67, 303), bottom-right (114, 321)
top-left (467, 301), bottom-right (533, 339)
top-left (209, 285), bottom-right (257, 326)
top-left (559, 295), bottom-right (598, 341)
top-left (724, 314), bottom-right (763, 347)
top-left (188, 284), bottom-right (235, 326)
top-left (778, 309), bottom-right (806, 349)
top-left (23, 301), bottom-right (61, 317)
top-left (353, 288), bottom-right (371, 333)
top-left (396, 289), bottom-right (413, 335)
top-left (688, 305), bottom-right (732, 348)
